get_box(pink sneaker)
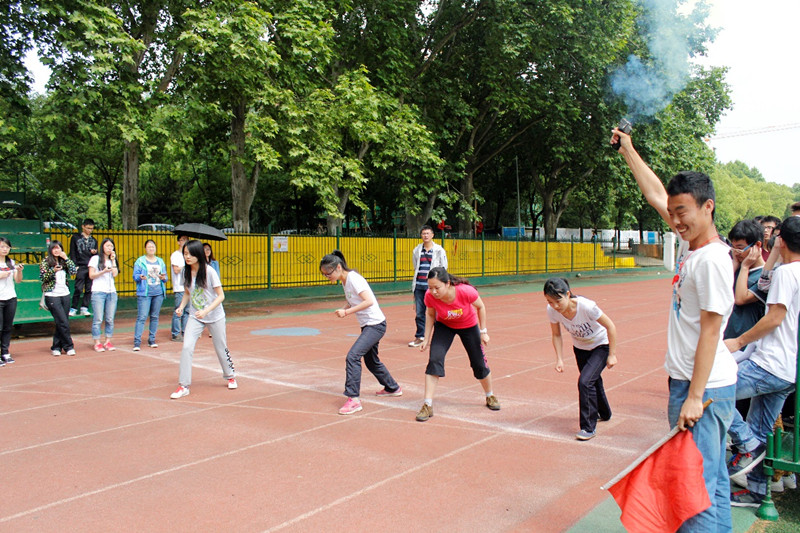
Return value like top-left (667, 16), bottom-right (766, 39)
top-left (94, 342), bottom-right (105, 353)
top-left (338, 397), bottom-right (362, 415)
top-left (375, 387), bottom-right (403, 397)
top-left (104, 341), bottom-right (116, 351)
top-left (170, 386), bottom-right (190, 399)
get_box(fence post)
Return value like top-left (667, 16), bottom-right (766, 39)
top-left (393, 228), bottom-right (397, 282)
top-left (612, 240), bottom-right (616, 269)
top-left (570, 236), bottom-right (574, 272)
top-left (481, 231), bottom-right (485, 277)
top-left (336, 226), bottom-right (340, 250)
top-left (516, 230), bottom-right (520, 275)
top-left (545, 234), bottom-right (549, 273)
top-left (593, 240), bottom-right (597, 270)
top-left (267, 223), bottom-right (272, 290)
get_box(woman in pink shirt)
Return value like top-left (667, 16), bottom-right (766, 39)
top-left (416, 267), bottom-right (500, 421)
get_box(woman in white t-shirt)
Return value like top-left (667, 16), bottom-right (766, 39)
top-left (320, 250), bottom-right (401, 415)
top-left (88, 238), bottom-right (119, 352)
top-left (170, 240), bottom-right (236, 399)
top-left (544, 278), bottom-right (618, 441)
top-left (0, 237), bottom-right (24, 364)
top-left (39, 240), bottom-right (78, 356)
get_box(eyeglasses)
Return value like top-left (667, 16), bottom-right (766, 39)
top-left (732, 243), bottom-right (754, 254)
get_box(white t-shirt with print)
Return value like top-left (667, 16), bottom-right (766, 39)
top-left (88, 255), bottom-right (116, 293)
top-left (547, 296), bottom-right (609, 350)
top-left (343, 271), bottom-right (385, 327)
top-left (171, 249), bottom-right (185, 293)
top-left (666, 239), bottom-right (737, 387)
top-left (751, 262), bottom-right (800, 383)
top-left (0, 260), bottom-right (17, 300)
top-left (186, 267), bottom-right (225, 324)
top-left (45, 269), bottom-right (69, 297)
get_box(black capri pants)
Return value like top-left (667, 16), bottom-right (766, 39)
top-left (425, 321), bottom-right (490, 380)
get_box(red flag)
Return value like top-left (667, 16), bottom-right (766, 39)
top-left (607, 430), bottom-right (711, 533)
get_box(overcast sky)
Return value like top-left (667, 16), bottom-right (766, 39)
top-left (24, 1), bottom-right (799, 187)
top-left (696, 0), bottom-right (800, 187)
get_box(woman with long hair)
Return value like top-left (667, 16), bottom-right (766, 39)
top-left (0, 237), bottom-right (24, 364)
top-left (170, 240), bottom-right (236, 399)
top-left (415, 266), bottom-right (499, 421)
top-left (88, 238), bottom-right (119, 352)
top-left (132, 239), bottom-right (167, 351)
top-left (39, 240), bottom-right (78, 356)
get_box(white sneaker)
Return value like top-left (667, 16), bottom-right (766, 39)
top-left (80, 307), bottom-right (91, 316)
top-left (771, 478), bottom-right (785, 493)
top-left (170, 386), bottom-right (190, 399)
top-left (132, 346), bottom-right (141, 352)
top-left (408, 338), bottom-right (424, 347)
top-left (227, 378), bottom-right (238, 390)
top-left (68, 308), bottom-right (77, 316)
top-left (66, 349), bottom-right (76, 356)
top-left (784, 474), bottom-right (797, 490)
top-left (51, 349), bottom-right (61, 356)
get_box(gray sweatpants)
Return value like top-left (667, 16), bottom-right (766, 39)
top-left (178, 316), bottom-right (235, 387)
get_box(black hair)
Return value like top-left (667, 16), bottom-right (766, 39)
top-left (761, 215), bottom-right (781, 227)
top-left (543, 277), bottom-right (574, 299)
top-left (791, 202), bottom-right (800, 213)
top-left (728, 219), bottom-right (763, 246)
top-left (144, 239), bottom-right (157, 249)
top-left (176, 233), bottom-right (187, 241)
top-left (203, 242), bottom-right (216, 263)
top-left (420, 224), bottom-right (433, 234)
top-left (46, 240), bottom-right (68, 268)
top-left (666, 171), bottom-right (715, 218)
top-left (319, 250), bottom-right (351, 273)
top-left (82, 218), bottom-right (95, 226)
top-left (98, 238), bottom-right (116, 263)
top-left (427, 266), bottom-right (470, 286)
top-left (778, 217), bottom-right (800, 254)
top-left (0, 237), bottom-right (14, 268)
top-left (182, 239), bottom-right (208, 289)
top-left (753, 215), bottom-right (764, 223)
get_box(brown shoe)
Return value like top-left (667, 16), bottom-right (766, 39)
top-left (416, 403), bottom-right (434, 421)
top-left (486, 395), bottom-right (501, 411)
top-left (408, 338), bottom-right (424, 347)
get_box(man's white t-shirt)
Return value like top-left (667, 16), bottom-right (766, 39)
top-left (170, 249), bottom-right (185, 293)
top-left (546, 296), bottom-right (609, 350)
top-left (343, 271), bottom-right (385, 327)
top-left (88, 255), bottom-right (116, 293)
top-left (751, 262), bottom-right (800, 383)
top-left (666, 239), bottom-right (737, 387)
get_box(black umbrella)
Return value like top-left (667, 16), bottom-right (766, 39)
top-left (173, 223), bottom-right (228, 241)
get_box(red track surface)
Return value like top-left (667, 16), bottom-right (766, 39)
top-left (1, 276), bottom-right (675, 532)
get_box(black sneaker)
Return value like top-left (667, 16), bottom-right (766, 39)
top-left (731, 489), bottom-right (764, 508)
top-left (728, 442), bottom-right (766, 479)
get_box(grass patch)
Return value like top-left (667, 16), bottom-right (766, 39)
top-left (751, 483), bottom-right (800, 533)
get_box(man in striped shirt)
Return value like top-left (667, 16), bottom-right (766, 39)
top-left (409, 225), bottom-right (448, 347)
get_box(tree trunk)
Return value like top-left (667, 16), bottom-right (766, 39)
top-left (404, 192), bottom-right (437, 237)
top-left (230, 99), bottom-right (258, 233)
top-left (122, 141), bottom-right (139, 230)
top-left (457, 170), bottom-right (475, 235)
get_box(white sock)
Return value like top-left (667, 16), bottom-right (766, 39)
top-left (424, 399), bottom-right (433, 406)
top-left (485, 391), bottom-right (494, 397)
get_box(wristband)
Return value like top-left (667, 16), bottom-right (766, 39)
top-left (480, 328), bottom-right (488, 334)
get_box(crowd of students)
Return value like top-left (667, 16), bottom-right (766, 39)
top-left (0, 219), bottom-right (235, 399)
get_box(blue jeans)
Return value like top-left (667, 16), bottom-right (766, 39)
top-left (343, 321), bottom-right (398, 397)
top-left (134, 293), bottom-right (165, 347)
top-left (171, 292), bottom-right (188, 337)
top-left (91, 291), bottom-right (118, 340)
top-left (728, 359), bottom-right (793, 495)
top-left (668, 379), bottom-right (735, 533)
top-left (413, 286), bottom-right (427, 338)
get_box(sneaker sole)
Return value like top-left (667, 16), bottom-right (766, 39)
top-left (376, 390), bottom-right (403, 397)
top-left (729, 450), bottom-right (766, 480)
top-left (338, 406), bottom-right (362, 415)
top-left (576, 433), bottom-right (596, 441)
top-left (730, 499), bottom-right (761, 508)
top-left (731, 472), bottom-right (748, 488)
top-left (170, 391), bottom-right (189, 399)
top-left (416, 411), bottom-right (433, 422)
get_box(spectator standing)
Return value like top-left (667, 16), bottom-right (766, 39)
top-left (759, 216), bottom-right (781, 262)
top-left (0, 238), bottom-right (23, 364)
top-left (68, 218), bottom-right (97, 316)
top-left (409, 225), bottom-right (447, 348)
top-left (170, 234), bottom-right (189, 341)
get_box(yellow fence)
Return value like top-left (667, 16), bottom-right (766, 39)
top-left (47, 230), bottom-right (635, 296)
